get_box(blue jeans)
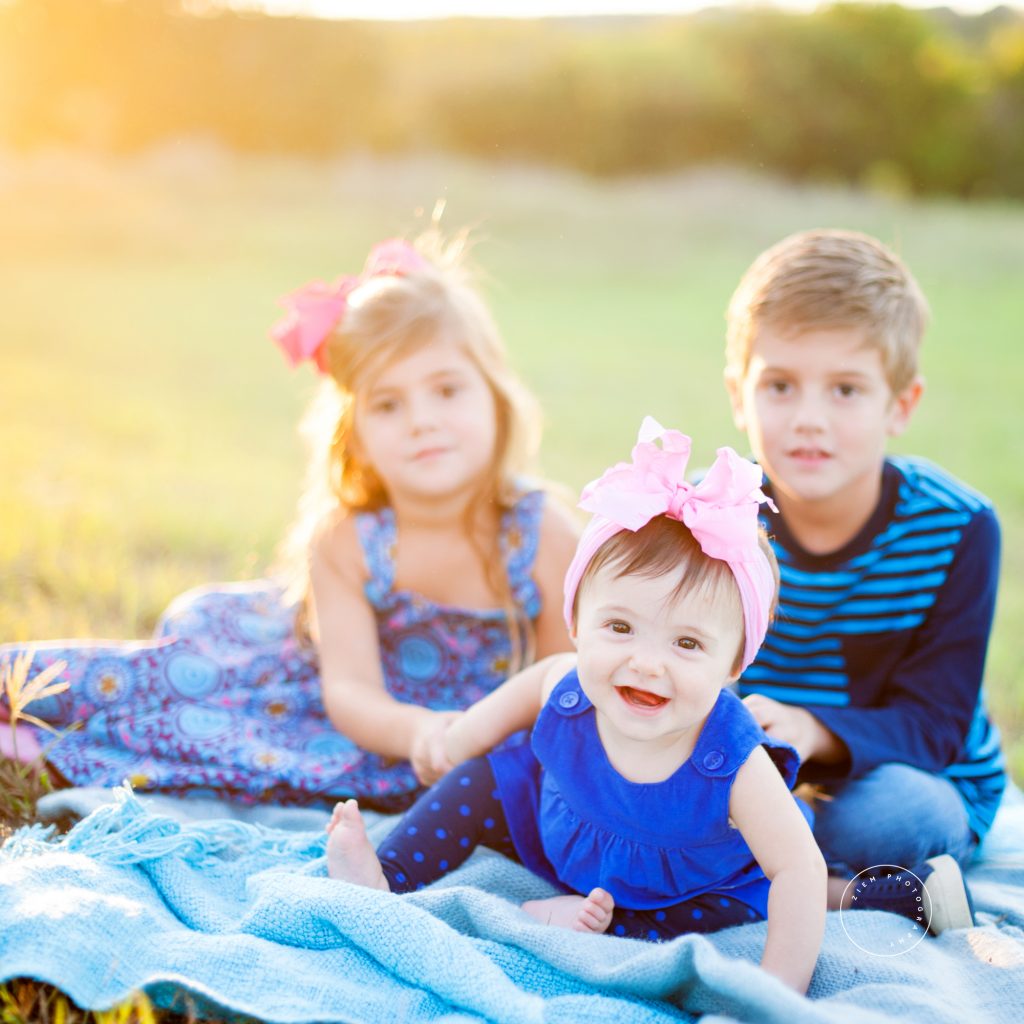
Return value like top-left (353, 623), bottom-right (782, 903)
top-left (812, 762), bottom-right (976, 877)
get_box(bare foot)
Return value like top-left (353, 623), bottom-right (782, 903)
top-left (325, 799), bottom-right (389, 890)
top-left (522, 887), bottom-right (615, 933)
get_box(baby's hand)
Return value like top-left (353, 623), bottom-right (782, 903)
top-left (410, 710), bottom-right (461, 786)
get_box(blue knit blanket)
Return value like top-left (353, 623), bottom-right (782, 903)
top-left (1, 785), bottom-right (1022, 1024)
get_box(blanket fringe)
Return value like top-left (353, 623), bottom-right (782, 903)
top-left (1, 783), bottom-right (326, 867)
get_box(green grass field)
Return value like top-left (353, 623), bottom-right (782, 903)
top-left (1, 147), bottom-right (1021, 783)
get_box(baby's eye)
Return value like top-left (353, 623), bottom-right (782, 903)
top-left (608, 620), bottom-right (632, 635)
top-left (675, 637), bottom-right (701, 650)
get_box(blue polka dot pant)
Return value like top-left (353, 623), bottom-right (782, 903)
top-left (376, 756), bottom-right (519, 893)
top-left (608, 892), bottom-right (763, 940)
top-left (376, 756), bottom-right (765, 938)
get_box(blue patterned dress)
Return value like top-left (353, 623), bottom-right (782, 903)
top-left (2, 491), bottom-right (545, 810)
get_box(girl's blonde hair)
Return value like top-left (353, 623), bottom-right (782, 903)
top-left (277, 231), bottom-right (542, 668)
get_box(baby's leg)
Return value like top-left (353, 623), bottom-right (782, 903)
top-left (607, 892), bottom-right (762, 941)
top-left (325, 799), bottom-right (389, 889)
top-left (340, 755), bottom-right (518, 894)
top-left (522, 888), bottom-right (615, 934)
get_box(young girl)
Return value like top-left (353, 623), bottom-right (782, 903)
top-left (0, 234), bottom-right (578, 809)
top-left (326, 418), bottom-right (827, 995)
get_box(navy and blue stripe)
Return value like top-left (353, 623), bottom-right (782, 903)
top-left (739, 457), bottom-right (1005, 840)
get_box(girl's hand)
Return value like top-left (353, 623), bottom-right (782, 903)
top-left (410, 710), bottom-right (461, 786)
top-left (414, 655), bottom-right (569, 786)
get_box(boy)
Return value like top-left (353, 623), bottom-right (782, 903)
top-left (723, 229), bottom-right (1004, 932)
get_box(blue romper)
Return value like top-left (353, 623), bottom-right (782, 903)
top-left (493, 671), bottom-right (800, 914)
top-left (373, 669), bottom-right (803, 939)
top-left (2, 491), bottom-right (545, 810)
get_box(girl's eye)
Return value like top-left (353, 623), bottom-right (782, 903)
top-left (675, 637), bottom-right (700, 650)
top-left (438, 383), bottom-right (461, 399)
top-left (370, 399), bottom-right (399, 414)
top-left (608, 621), bottom-right (632, 635)
top-left (834, 383), bottom-right (860, 398)
top-left (764, 379), bottom-right (790, 395)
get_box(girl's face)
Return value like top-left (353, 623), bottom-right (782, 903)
top-left (353, 338), bottom-right (498, 508)
top-left (572, 563), bottom-right (744, 766)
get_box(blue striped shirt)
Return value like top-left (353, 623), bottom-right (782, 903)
top-left (738, 456), bottom-right (1005, 840)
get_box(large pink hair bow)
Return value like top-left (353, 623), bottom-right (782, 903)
top-left (270, 238), bottom-right (427, 374)
top-left (563, 417), bottom-right (776, 672)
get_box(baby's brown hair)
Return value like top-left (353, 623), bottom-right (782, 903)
top-left (574, 516), bottom-right (779, 677)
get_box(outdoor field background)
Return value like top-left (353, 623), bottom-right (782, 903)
top-left (0, 147), bottom-right (1021, 782)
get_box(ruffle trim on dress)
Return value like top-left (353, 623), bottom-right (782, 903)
top-left (538, 787), bottom-right (761, 911)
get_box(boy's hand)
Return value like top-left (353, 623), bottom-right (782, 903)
top-left (410, 710), bottom-right (460, 786)
top-left (743, 694), bottom-right (845, 764)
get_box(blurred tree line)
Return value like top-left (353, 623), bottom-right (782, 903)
top-left (1, 0), bottom-right (1022, 197)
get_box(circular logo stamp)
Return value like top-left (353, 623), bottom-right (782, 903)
top-left (839, 864), bottom-right (931, 957)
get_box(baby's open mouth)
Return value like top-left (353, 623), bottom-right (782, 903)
top-left (616, 686), bottom-right (668, 709)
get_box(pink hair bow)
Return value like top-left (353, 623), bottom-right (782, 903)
top-left (270, 238), bottom-right (427, 374)
top-left (563, 417), bottom-right (776, 672)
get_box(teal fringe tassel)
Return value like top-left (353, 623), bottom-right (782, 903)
top-left (1, 784), bottom-right (326, 867)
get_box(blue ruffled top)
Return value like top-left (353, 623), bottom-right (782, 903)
top-left (488, 669), bottom-right (801, 913)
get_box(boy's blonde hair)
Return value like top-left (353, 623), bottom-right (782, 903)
top-left (726, 229), bottom-right (930, 393)
top-left (278, 232), bottom-right (541, 663)
top-left (573, 516), bottom-right (779, 677)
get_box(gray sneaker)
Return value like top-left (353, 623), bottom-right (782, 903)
top-left (851, 855), bottom-right (975, 934)
top-left (917, 854), bottom-right (976, 934)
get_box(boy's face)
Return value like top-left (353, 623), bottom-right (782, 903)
top-left (725, 326), bottom-right (922, 521)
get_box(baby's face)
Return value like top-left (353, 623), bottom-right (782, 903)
top-left (572, 564), bottom-right (743, 762)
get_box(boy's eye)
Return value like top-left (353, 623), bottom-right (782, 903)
top-left (675, 637), bottom-right (701, 650)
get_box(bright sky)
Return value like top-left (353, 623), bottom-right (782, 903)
top-left (240, 0), bottom-right (1017, 18)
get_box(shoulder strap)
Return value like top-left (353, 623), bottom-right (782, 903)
top-left (354, 507), bottom-right (397, 608)
top-left (692, 689), bottom-right (800, 787)
top-left (501, 489), bottom-right (545, 617)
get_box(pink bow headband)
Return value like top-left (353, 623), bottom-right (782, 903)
top-left (563, 417), bottom-right (776, 673)
top-left (270, 239), bottom-right (428, 374)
